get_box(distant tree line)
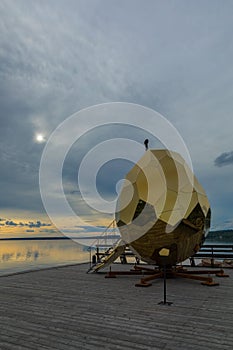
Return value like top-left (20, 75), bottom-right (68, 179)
top-left (206, 230), bottom-right (233, 242)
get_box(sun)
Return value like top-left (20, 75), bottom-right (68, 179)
top-left (35, 133), bottom-right (46, 143)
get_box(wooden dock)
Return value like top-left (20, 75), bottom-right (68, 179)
top-left (0, 263), bottom-right (232, 349)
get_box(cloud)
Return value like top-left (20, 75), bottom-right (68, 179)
top-left (75, 225), bottom-right (108, 232)
top-left (214, 151), bottom-right (233, 167)
top-left (39, 229), bottom-right (58, 234)
top-left (3, 219), bottom-right (52, 228)
top-left (0, 0), bottom-right (134, 214)
top-left (5, 220), bottom-right (17, 226)
top-left (1, 0), bottom-right (233, 229)
top-left (26, 221), bottom-right (51, 228)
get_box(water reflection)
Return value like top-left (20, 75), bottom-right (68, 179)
top-left (0, 239), bottom-right (89, 275)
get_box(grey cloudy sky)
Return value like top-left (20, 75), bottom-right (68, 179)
top-left (1, 0), bottom-right (233, 230)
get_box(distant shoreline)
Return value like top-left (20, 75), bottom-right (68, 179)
top-left (0, 229), bottom-right (232, 242)
top-left (0, 235), bottom-right (120, 241)
top-left (0, 236), bottom-right (70, 241)
top-left (207, 229), bottom-right (233, 243)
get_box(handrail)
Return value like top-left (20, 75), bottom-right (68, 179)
top-left (88, 220), bottom-right (119, 249)
top-left (87, 220), bottom-right (122, 272)
top-left (200, 244), bottom-right (233, 248)
top-left (193, 244), bottom-right (233, 265)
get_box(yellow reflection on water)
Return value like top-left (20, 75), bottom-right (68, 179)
top-left (0, 239), bottom-right (89, 274)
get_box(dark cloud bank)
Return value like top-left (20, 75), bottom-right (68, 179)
top-left (3, 220), bottom-right (51, 228)
top-left (214, 151), bottom-right (233, 167)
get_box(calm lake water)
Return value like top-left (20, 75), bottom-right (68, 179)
top-left (0, 236), bottom-right (231, 276)
top-left (0, 238), bottom-right (90, 276)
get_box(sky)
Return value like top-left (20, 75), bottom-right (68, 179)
top-left (1, 0), bottom-right (233, 237)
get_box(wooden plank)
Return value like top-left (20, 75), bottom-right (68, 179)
top-left (0, 264), bottom-right (232, 349)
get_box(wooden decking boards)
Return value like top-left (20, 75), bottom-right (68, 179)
top-left (0, 263), bottom-right (232, 350)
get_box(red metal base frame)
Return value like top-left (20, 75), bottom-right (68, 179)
top-left (105, 265), bottom-right (229, 287)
